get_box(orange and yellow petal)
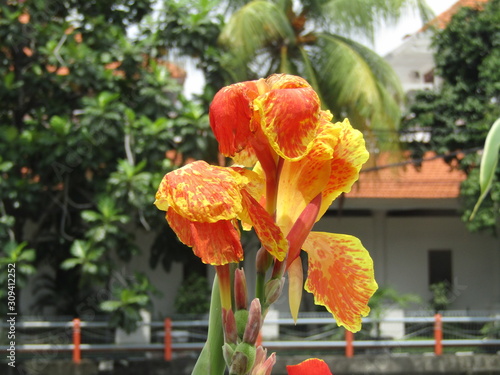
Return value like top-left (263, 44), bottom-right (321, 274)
top-left (231, 144), bottom-right (259, 167)
top-left (318, 119), bottom-right (369, 219)
top-left (209, 80), bottom-right (263, 156)
top-left (276, 117), bottom-right (341, 233)
top-left (240, 190), bottom-right (288, 261)
top-left (302, 232), bottom-right (378, 332)
top-left (286, 358), bottom-right (333, 375)
top-left (254, 86), bottom-right (321, 161)
top-left (166, 209), bottom-right (243, 265)
top-left (265, 73), bottom-right (311, 90)
top-left (288, 257), bottom-right (303, 322)
top-left (154, 161), bottom-right (246, 223)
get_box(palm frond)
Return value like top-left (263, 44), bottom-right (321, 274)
top-left (312, 33), bottom-right (404, 150)
top-left (219, 0), bottom-right (296, 65)
top-left (313, 0), bottom-right (434, 42)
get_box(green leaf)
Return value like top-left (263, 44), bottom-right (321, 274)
top-left (81, 210), bottom-right (101, 222)
top-left (100, 300), bottom-right (123, 312)
top-left (49, 115), bottom-right (70, 135)
top-left (314, 33), bottom-right (403, 149)
top-left (60, 258), bottom-right (82, 270)
top-left (70, 240), bottom-right (88, 258)
top-left (191, 276), bottom-right (226, 375)
top-left (97, 91), bottom-right (120, 109)
top-left (18, 249), bottom-right (36, 262)
top-left (219, 1), bottom-right (295, 64)
top-left (470, 117), bottom-right (500, 220)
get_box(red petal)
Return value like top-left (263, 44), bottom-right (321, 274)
top-left (241, 190), bottom-right (288, 261)
top-left (209, 80), bottom-right (262, 156)
top-left (166, 210), bottom-right (243, 265)
top-left (286, 358), bottom-right (333, 375)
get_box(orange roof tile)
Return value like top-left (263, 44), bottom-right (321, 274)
top-left (422, 0), bottom-right (489, 30)
top-left (346, 152), bottom-right (467, 199)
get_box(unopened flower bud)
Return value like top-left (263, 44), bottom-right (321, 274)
top-left (223, 308), bottom-right (238, 344)
top-left (254, 346), bottom-right (267, 366)
top-left (234, 268), bottom-right (248, 310)
top-left (256, 247), bottom-right (272, 274)
top-left (231, 342), bottom-right (256, 374)
top-left (235, 309), bottom-right (249, 338)
top-left (243, 299), bottom-right (262, 345)
top-left (223, 342), bottom-right (236, 367)
top-left (251, 349), bottom-right (276, 375)
top-left (264, 277), bottom-right (285, 305)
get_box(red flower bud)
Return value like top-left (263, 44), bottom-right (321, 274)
top-left (234, 268), bottom-right (248, 310)
top-left (243, 299), bottom-right (262, 345)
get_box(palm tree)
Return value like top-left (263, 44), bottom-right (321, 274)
top-left (218, 0), bottom-right (433, 151)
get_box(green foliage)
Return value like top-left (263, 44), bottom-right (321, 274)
top-left (100, 272), bottom-right (160, 334)
top-left (0, 241), bottom-right (36, 315)
top-left (429, 282), bottom-right (452, 313)
top-left (156, 0), bottom-right (228, 104)
top-left (402, 0), bottom-right (500, 233)
top-left (216, 0), bottom-right (433, 150)
top-left (0, 242), bottom-right (36, 287)
top-left (0, 0), bottom-right (217, 322)
top-left (366, 286), bottom-right (421, 338)
top-left (174, 273), bottom-right (211, 314)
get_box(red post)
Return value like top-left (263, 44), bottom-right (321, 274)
top-left (72, 318), bottom-right (81, 364)
top-left (164, 317), bottom-right (172, 361)
top-left (345, 329), bottom-right (354, 358)
top-left (434, 313), bottom-right (443, 356)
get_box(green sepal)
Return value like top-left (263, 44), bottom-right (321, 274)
top-left (233, 342), bottom-right (256, 374)
top-left (235, 309), bottom-right (249, 338)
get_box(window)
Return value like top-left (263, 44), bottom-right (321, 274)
top-left (428, 250), bottom-right (452, 286)
top-left (424, 69), bottom-right (434, 83)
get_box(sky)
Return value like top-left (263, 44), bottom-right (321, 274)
top-left (373, 0), bottom-right (458, 55)
top-left (183, 0), bottom-right (459, 97)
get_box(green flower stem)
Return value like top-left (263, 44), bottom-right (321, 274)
top-left (216, 264), bottom-right (232, 311)
top-left (192, 276), bottom-right (226, 375)
top-left (256, 270), bottom-right (266, 306)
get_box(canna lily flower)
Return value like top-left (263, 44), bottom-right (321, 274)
top-left (209, 74), bottom-right (377, 332)
top-left (286, 358), bottom-right (333, 375)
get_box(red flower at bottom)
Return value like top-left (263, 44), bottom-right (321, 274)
top-left (286, 358), bottom-right (333, 375)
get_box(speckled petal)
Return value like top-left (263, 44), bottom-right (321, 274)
top-left (265, 73), bottom-right (311, 90)
top-left (166, 209), bottom-right (243, 265)
top-left (276, 116), bottom-right (341, 233)
top-left (209, 80), bottom-right (264, 156)
top-left (154, 161), bottom-right (245, 223)
top-left (254, 85), bottom-right (321, 161)
top-left (302, 232), bottom-right (378, 332)
top-left (241, 190), bottom-right (288, 261)
top-left (318, 119), bottom-right (369, 219)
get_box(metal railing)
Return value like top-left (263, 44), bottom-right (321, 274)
top-left (2, 313), bottom-right (500, 363)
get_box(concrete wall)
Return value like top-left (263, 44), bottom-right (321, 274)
top-left (4, 355), bottom-right (500, 375)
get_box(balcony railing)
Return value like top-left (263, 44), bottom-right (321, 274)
top-left (2, 312), bottom-right (500, 364)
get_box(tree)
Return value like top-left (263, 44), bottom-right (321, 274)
top-left (401, 0), bottom-right (500, 233)
top-left (0, 0), bottom-right (217, 318)
top-left (216, 0), bottom-right (433, 150)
